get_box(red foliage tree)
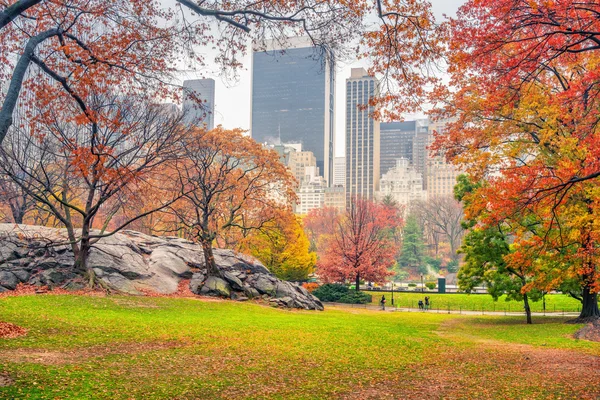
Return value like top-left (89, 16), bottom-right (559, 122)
top-left (317, 198), bottom-right (401, 291)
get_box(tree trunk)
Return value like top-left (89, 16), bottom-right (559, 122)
top-left (201, 238), bottom-right (221, 277)
top-left (577, 284), bottom-right (600, 322)
top-left (355, 271), bottom-right (360, 292)
top-left (523, 292), bottom-right (532, 324)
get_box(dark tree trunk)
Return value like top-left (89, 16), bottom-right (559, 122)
top-left (577, 284), bottom-right (600, 321)
top-left (523, 292), bottom-right (532, 324)
top-left (201, 238), bottom-right (221, 278)
top-left (11, 207), bottom-right (24, 224)
top-left (355, 271), bottom-right (360, 292)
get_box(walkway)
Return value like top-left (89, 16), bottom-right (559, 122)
top-left (322, 302), bottom-right (581, 317)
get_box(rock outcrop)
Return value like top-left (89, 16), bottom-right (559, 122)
top-left (0, 224), bottom-right (323, 310)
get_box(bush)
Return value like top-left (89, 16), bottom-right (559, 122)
top-left (337, 291), bottom-right (372, 304)
top-left (408, 283), bottom-right (417, 287)
top-left (302, 282), bottom-right (319, 293)
top-left (425, 282), bottom-right (436, 290)
top-left (312, 284), bottom-right (349, 302)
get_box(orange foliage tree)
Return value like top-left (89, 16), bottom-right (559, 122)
top-left (165, 127), bottom-right (297, 278)
top-left (431, 1), bottom-right (600, 320)
top-left (0, 95), bottom-right (189, 283)
top-left (317, 197), bottom-right (402, 291)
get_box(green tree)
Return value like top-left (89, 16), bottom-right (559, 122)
top-left (456, 174), bottom-right (540, 324)
top-left (398, 215), bottom-right (426, 274)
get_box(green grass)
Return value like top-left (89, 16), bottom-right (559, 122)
top-left (364, 291), bottom-right (584, 313)
top-left (0, 294), bottom-right (598, 399)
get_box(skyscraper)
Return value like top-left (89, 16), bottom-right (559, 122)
top-left (345, 68), bottom-right (380, 201)
top-left (183, 79), bottom-right (215, 130)
top-left (251, 37), bottom-right (335, 185)
top-left (333, 156), bottom-right (346, 187)
top-left (380, 121), bottom-right (417, 176)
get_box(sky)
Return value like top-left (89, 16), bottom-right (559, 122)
top-left (170, 0), bottom-right (466, 157)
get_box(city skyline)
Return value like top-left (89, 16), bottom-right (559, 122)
top-left (170, 1), bottom-right (465, 158)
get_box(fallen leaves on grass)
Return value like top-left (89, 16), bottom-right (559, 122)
top-left (0, 341), bottom-right (190, 365)
top-left (0, 283), bottom-right (104, 298)
top-left (574, 320), bottom-right (600, 343)
top-left (0, 322), bottom-right (27, 339)
top-left (0, 373), bottom-right (14, 387)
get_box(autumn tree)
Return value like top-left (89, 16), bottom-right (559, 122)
top-left (431, 1), bottom-right (600, 321)
top-left (303, 206), bottom-right (341, 253)
top-left (167, 127), bottom-right (296, 278)
top-left (0, 94), bottom-right (189, 283)
top-left (413, 196), bottom-right (464, 262)
top-left (238, 210), bottom-right (316, 281)
top-left (455, 175), bottom-right (541, 324)
top-left (317, 197), bottom-right (401, 291)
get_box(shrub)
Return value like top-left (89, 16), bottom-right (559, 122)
top-left (337, 291), bottom-right (372, 304)
top-left (425, 282), bottom-right (436, 290)
top-left (302, 282), bottom-right (319, 293)
top-left (312, 283), bottom-right (349, 302)
top-left (408, 283), bottom-right (417, 287)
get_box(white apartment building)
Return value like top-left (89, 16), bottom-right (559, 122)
top-left (377, 158), bottom-right (426, 208)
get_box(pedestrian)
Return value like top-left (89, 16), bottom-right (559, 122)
top-left (418, 299), bottom-right (424, 310)
top-left (380, 295), bottom-right (386, 310)
top-left (424, 296), bottom-right (430, 311)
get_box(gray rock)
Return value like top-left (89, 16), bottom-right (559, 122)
top-left (189, 273), bottom-right (205, 294)
top-left (35, 258), bottom-right (61, 270)
top-left (0, 271), bottom-right (19, 290)
top-left (11, 269), bottom-right (30, 283)
top-left (223, 272), bottom-right (244, 290)
top-left (279, 296), bottom-right (294, 307)
top-left (0, 242), bottom-right (28, 262)
top-left (61, 281), bottom-right (86, 291)
top-left (275, 281), bottom-right (297, 299)
top-left (41, 269), bottom-right (67, 285)
top-left (244, 286), bottom-right (260, 299)
top-left (254, 275), bottom-right (276, 295)
top-left (200, 276), bottom-right (231, 297)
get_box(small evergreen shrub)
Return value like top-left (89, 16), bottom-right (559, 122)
top-left (312, 284), bottom-right (349, 302)
top-left (408, 283), bottom-right (417, 287)
top-left (425, 282), bottom-right (437, 290)
top-left (337, 292), bottom-right (372, 304)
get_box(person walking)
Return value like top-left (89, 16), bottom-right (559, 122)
top-left (418, 299), bottom-right (424, 310)
top-left (424, 296), bottom-right (430, 311)
top-left (380, 295), bottom-right (386, 310)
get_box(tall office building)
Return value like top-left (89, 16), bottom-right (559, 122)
top-left (333, 156), bottom-right (346, 187)
top-left (345, 68), bottom-right (380, 201)
top-left (412, 119), bottom-right (430, 179)
top-left (380, 121), bottom-right (417, 176)
top-left (183, 79), bottom-right (215, 130)
top-left (251, 37), bottom-right (335, 185)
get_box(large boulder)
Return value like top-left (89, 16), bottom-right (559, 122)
top-left (0, 224), bottom-right (324, 310)
top-left (0, 271), bottom-right (19, 290)
top-left (200, 276), bottom-right (231, 297)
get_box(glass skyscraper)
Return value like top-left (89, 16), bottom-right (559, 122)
top-left (345, 68), bottom-right (380, 201)
top-left (251, 38), bottom-right (335, 185)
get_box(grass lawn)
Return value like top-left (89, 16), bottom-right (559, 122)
top-left (0, 294), bottom-right (599, 399)
top-left (364, 291), bottom-right (585, 313)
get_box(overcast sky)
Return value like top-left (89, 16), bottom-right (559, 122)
top-left (171, 0), bottom-right (466, 157)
